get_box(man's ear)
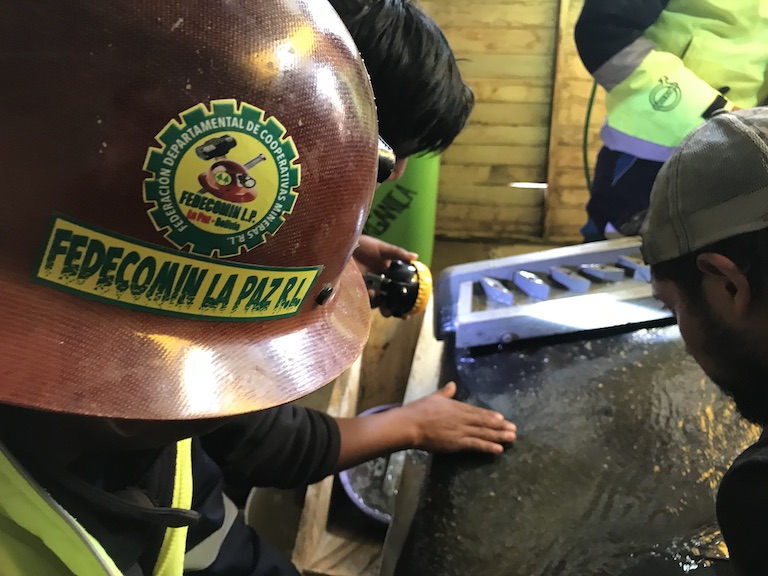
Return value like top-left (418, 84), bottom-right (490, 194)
top-left (696, 253), bottom-right (751, 318)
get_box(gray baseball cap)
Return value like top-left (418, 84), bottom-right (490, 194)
top-left (641, 108), bottom-right (768, 265)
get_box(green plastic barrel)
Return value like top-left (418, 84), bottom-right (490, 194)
top-left (363, 153), bottom-right (440, 266)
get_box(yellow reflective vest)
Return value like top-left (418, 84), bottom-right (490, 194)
top-left (0, 438), bottom-right (193, 575)
top-left (578, 0), bottom-right (768, 161)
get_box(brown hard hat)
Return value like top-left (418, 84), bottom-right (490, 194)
top-left (0, 0), bottom-right (378, 419)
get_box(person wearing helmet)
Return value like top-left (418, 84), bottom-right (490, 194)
top-left (0, 1), bottom-right (515, 575)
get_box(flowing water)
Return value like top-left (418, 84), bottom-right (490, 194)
top-left (395, 325), bottom-right (758, 575)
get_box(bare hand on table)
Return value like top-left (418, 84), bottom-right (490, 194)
top-left (401, 381), bottom-right (517, 454)
top-left (334, 382), bottom-right (517, 471)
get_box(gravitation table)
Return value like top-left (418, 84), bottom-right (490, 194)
top-left (380, 238), bottom-right (756, 576)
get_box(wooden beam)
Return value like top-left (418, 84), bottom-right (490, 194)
top-left (436, 203), bottom-right (543, 238)
top-left (452, 124), bottom-right (549, 147)
top-left (442, 144), bottom-right (548, 166)
top-left (544, 0), bottom-right (606, 240)
top-left (439, 164), bottom-right (546, 187)
top-left (359, 312), bottom-right (427, 413)
top-left (442, 26), bottom-right (555, 55)
top-left (291, 358), bottom-right (383, 576)
top-left (438, 184), bottom-right (544, 207)
top-left (467, 102), bottom-right (552, 127)
top-left (465, 79), bottom-right (552, 103)
top-left (419, 1), bottom-right (560, 28)
top-left (457, 53), bottom-right (554, 80)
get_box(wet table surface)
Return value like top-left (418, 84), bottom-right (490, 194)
top-left (394, 324), bottom-right (758, 576)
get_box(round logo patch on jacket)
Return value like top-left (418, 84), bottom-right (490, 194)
top-left (649, 77), bottom-right (682, 112)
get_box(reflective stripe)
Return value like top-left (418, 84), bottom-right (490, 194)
top-left (594, 37), bottom-right (655, 91)
top-left (154, 438), bottom-right (194, 576)
top-left (0, 439), bottom-right (195, 576)
top-left (601, 124), bottom-right (676, 162)
top-left (184, 493), bottom-right (239, 571)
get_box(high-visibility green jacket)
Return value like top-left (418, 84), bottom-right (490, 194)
top-left (576, 0), bottom-right (768, 161)
top-left (0, 439), bottom-right (193, 575)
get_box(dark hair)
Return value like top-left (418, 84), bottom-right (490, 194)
top-left (328, 0), bottom-right (474, 158)
top-left (651, 228), bottom-right (768, 304)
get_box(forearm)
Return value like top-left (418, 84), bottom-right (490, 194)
top-left (334, 383), bottom-right (517, 472)
top-left (201, 405), bottom-right (340, 489)
top-left (334, 408), bottom-right (418, 473)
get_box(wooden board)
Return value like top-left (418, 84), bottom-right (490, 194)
top-left (463, 79), bottom-right (551, 103)
top-left (436, 203), bottom-right (542, 239)
top-left (467, 103), bottom-right (551, 127)
top-left (414, 0), bottom-right (559, 240)
top-left (543, 0), bottom-right (607, 240)
top-left (359, 312), bottom-right (426, 413)
top-left (437, 184), bottom-right (542, 207)
top-left (291, 356), bottom-right (384, 576)
top-left (419, 1), bottom-right (560, 28)
top-left (413, 0), bottom-right (612, 241)
top-left (441, 144), bottom-right (548, 167)
top-left (439, 164), bottom-right (545, 187)
top-left (291, 301), bottom-right (444, 576)
top-left (379, 302), bottom-right (446, 576)
top-left (442, 27), bottom-right (556, 54)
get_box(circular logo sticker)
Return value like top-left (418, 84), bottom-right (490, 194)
top-left (649, 76), bottom-right (682, 112)
top-left (143, 100), bottom-right (301, 257)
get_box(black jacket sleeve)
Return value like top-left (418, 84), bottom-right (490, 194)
top-left (200, 404), bottom-right (341, 492)
top-left (575, 0), bottom-right (669, 73)
top-left (717, 431), bottom-right (768, 575)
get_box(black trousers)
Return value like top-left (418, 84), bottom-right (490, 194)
top-left (583, 146), bottom-right (663, 241)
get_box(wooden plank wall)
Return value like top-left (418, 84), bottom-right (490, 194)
top-left (544, 0), bottom-right (606, 242)
top-left (418, 0), bottom-right (560, 240)
top-left (418, 0), bottom-right (606, 243)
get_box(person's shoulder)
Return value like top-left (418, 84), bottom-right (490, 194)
top-left (716, 431), bottom-right (768, 574)
top-left (731, 429), bottom-right (768, 467)
top-left (719, 431), bottom-right (768, 502)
